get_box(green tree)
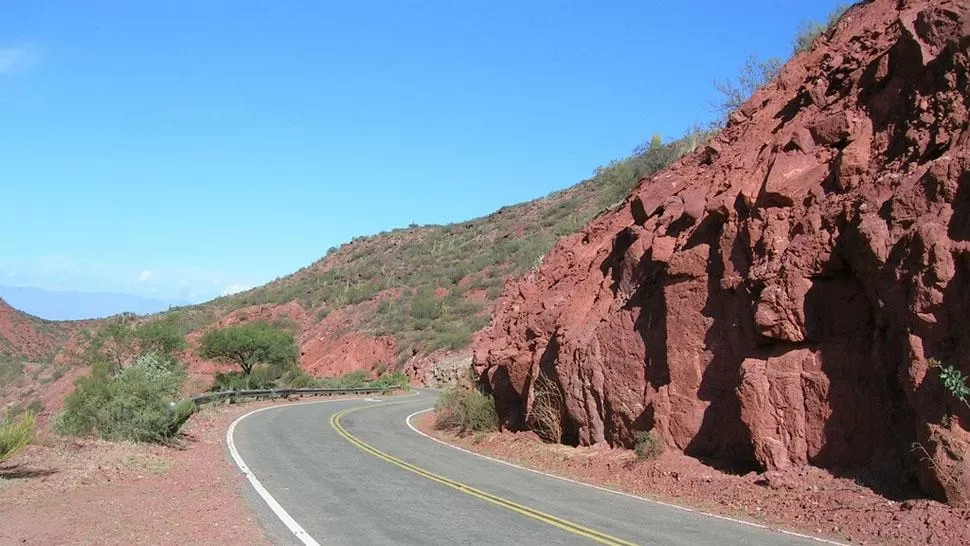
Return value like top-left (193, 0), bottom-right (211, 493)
top-left (135, 312), bottom-right (187, 359)
top-left (79, 312), bottom-right (187, 372)
top-left (198, 322), bottom-right (298, 375)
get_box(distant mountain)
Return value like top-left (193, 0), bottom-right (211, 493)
top-left (0, 285), bottom-right (190, 321)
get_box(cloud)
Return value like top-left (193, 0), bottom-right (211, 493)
top-left (222, 283), bottom-right (250, 296)
top-left (137, 270), bottom-right (152, 282)
top-left (0, 46), bottom-right (40, 75)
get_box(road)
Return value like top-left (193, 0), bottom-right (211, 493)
top-left (228, 390), bottom-right (834, 545)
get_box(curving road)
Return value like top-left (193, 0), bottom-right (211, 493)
top-left (228, 390), bottom-right (835, 546)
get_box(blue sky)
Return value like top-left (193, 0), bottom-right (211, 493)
top-left (1, 0), bottom-right (845, 303)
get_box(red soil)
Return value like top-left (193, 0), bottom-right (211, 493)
top-left (416, 412), bottom-right (970, 545)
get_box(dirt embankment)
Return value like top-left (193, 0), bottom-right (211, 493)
top-left (416, 412), bottom-right (970, 545)
top-left (474, 0), bottom-right (970, 506)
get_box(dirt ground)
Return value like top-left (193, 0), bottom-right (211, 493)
top-left (0, 400), bottom-right (291, 545)
top-left (415, 412), bottom-right (970, 546)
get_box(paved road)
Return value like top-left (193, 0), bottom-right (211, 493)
top-left (229, 390), bottom-right (832, 545)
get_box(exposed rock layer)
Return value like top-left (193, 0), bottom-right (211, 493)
top-left (474, 0), bottom-right (970, 505)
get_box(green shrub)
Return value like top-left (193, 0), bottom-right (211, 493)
top-left (370, 371), bottom-right (410, 392)
top-left (0, 411), bottom-right (35, 463)
top-left (634, 430), bottom-right (664, 460)
top-left (434, 388), bottom-right (499, 434)
top-left (931, 358), bottom-right (970, 408)
top-left (280, 368), bottom-right (323, 389)
top-left (793, 4), bottom-right (850, 54)
top-left (55, 353), bottom-right (187, 444)
top-left (320, 370), bottom-right (369, 389)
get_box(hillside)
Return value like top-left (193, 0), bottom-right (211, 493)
top-left (474, 0), bottom-right (970, 506)
top-left (0, 298), bottom-right (82, 414)
top-left (1, 106), bottom-right (700, 412)
top-left (166, 133), bottom-right (702, 384)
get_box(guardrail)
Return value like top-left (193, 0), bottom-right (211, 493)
top-left (189, 386), bottom-right (392, 407)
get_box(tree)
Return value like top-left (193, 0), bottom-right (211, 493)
top-left (198, 322), bottom-right (298, 375)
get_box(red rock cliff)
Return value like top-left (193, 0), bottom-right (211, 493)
top-left (473, 0), bottom-right (970, 505)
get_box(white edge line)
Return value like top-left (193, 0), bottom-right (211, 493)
top-left (227, 400), bottom-right (338, 546)
top-left (225, 391), bottom-right (419, 546)
top-left (405, 407), bottom-right (846, 546)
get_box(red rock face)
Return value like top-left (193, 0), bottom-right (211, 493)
top-left (474, 0), bottom-right (970, 505)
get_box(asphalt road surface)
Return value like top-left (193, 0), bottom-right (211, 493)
top-left (228, 390), bottom-right (834, 546)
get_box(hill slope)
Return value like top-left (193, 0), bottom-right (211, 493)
top-left (0, 298), bottom-right (81, 414)
top-left (474, 0), bottom-right (970, 506)
top-left (0, 298), bottom-right (71, 363)
top-left (175, 134), bottom-right (700, 383)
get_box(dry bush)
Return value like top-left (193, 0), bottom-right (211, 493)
top-left (527, 371), bottom-right (564, 443)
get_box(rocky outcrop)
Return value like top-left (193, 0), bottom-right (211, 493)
top-left (474, 0), bottom-right (970, 505)
top-left (404, 353), bottom-right (473, 387)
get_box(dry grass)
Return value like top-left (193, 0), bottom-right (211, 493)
top-left (526, 371), bottom-right (564, 443)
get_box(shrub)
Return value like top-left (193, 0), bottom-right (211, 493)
top-left (320, 370), bottom-right (369, 389)
top-left (434, 388), bottom-right (499, 433)
top-left (210, 368), bottom-right (276, 391)
top-left (792, 21), bottom-right (827, 54)
top-left (280, 368), bottom-right (323, 389)
top-left (793, 4), bottom-right (850, 54)
top-left (931, 358), bottom-right (970, 408)
top-left (527, 372), bottom-right (564, 443)
top-left (0, 411), bottom-right (35, 464)
top-left (370, 371), bottom-right (410, 392)
top-left (634, 430), bottom-right (664, 460)
top-left (713, 55), bottom-right (783, 118)
top-left (55, 353), bottom-right (187, 444)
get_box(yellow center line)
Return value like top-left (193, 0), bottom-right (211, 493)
top-left (331, 406), bottom-right (640, 546)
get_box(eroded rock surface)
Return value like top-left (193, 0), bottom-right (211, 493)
top-left (474, 0), bottom-right (970, 505)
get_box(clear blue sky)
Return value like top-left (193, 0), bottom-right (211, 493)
top-left (1, 0), bottom-right (845, 303)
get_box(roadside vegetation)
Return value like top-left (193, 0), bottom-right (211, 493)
top-left (210, 366), bottom-right (409, 394)
top-left (0, 411), bottom-right (35, 464)
top-left (434, 388), bottom-right (499, 434)
top-left (53, 314), bottom-right (193, 444)
top-left (634, 431), bottom-right (664, 461)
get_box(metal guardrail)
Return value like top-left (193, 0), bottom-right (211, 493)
top-left (188, 386), bottom-right (391, 407)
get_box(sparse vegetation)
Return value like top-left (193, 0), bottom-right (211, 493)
top-left (0, 357), bottom-right (25, 389)
top-left (209, 128), bottom-right (693, 365)
top-left (634, 430), bottom-right (664, 460)
top-left (713, 55), bottom-right (783, 118)
top-left (793, 4), bottom-right (850, 54)
top-left (0, 411), bottom-right (35, 464)
top-left (434, 388), bottom-right (499, 434)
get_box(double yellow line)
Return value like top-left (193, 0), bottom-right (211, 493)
top-left (330, 406), bottom-right (639, 546)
